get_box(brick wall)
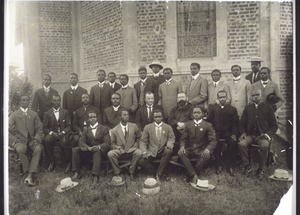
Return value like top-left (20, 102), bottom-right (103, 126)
top-left (38, 2), bottom-right (72, 81)
top-left (81, 2), bottom-right (124, 75)
top-left (280, 2), bottom-right (293, 61)
top-left (137, 1), bottom-right (166, 64)
top-left (227, 2), bottom-right (260, 60)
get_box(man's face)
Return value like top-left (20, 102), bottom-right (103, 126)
top-left (163, 69), bottom-right (172, 80)
top-left (192, 107), bottom-right (203, 121)
top-left (151, 65), bottom-right (161, 74)
top-left (217, 92), bottom-right (227, 106)
top-left (251, 62), bottom-right (261, 73)
top-left (88, 113), bottom-right (98, 126)
top-left (211, 71), bottom-right (221, 82)
top-left (153, 112), bottom-right (163, 124)
top-left (43, 75), bottom-right (51, 87)
top-left (81, 94), bottom-right (90, 106)
top-left (70, 74), bottom-right (78, 86)
top-left (119, 76), bottom-right (128, 86)
top-left (190, 65), bottom-right (199, 76)
top-left (20, 96), bottom-right (30, 109)
top-left (145, 94), bottom-right (154, 105)
top-left (177, 93), bottom-right (187, 103)
top-left (120, 110), bottom-right (129, 123)
top-left (251, 90), bottom-right (262, 104)
top-left (139, 70), bottom-right (147, 80)
top-left (52, 96), bottom-right (61, 109)
top-left (111, 94), bottom-right (121, 107)
top-left (108, 73), bottom-right (116, 83)
top-left (231, 66), bottom-right (241, 77)
top-left (97, 71), bottom-right (106, 83)
top-left (259, 68), bottom-right (269, 81)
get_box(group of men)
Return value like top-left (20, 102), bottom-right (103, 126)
top-left (9, 57), bottom-right (282, 188)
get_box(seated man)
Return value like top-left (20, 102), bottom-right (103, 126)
top-left (138, 109), bottom-right (175, 183)
top-left (43, 95), bottom-right (72, 173)
top-left (238, 88), bottom-right (278, 179)
top-left (178, 106), bottom-right (217, 184)
top-left (9, 95), bottom-right (43, 186)
top-left (108, 110), bottom-right (142, 182)
top-left (103, 93), bottom-right (125, 129)
top-left (207, 90), bottom-right (239, 176)
top-left (72, 110), bottom-right (111, 188)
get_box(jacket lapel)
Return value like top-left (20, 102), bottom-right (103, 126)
top-left (117, 125), bottom-right (126, 145)
top-left (151, 123), bottom-right (158, 145)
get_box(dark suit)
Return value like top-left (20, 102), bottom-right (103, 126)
top-left (134, 78), bottom-right (155, 107)
top-left (135, 105), bottom-right (160, 130)
top-left (109, 82), bottom-right (122, 93)
top-left (72, 123), bottom-right (111, 176)
top-left (9, 109), bottom-right (43, 173)
top-left (179, 120), bottom-right (217, 176)
top-left (246, 72), bottom-right (261, 84)
top-left (31, 87), bottom-right (59, 121)
top-left (149, 75), bottom-right (165, 105)
top-left (102, 106), bottom-right (125, 129)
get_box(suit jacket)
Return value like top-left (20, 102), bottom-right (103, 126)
top-left (240, 102), bottom-right (278, 138)
top-left (73, 105), bottom-right (101, 133)
top-left (79, 124), bottom-right (111, 153)
top-left (110, 82), bottom-right (122, 93)
top-left (110, 123), bottom-right (141, 153)
top-left (63, 86), bottom-right (88, 120)
top-left (116, 86), bottom-right (138, 112)
top-left (228, 78), bottom-right (251, 117)
top-left (90, 83), bottom-right (113, 116)
top-left (140, 122), bottom-right (175, 158)
top-left (149, 75), bottom-right (165, 105)
top-left (158, 80), bottom-right (183, 119)
top-left (134, 78), bottom-right (156, 107)
top-left (180, 120), bottom-right (217, 153)
top-left (43, 108), bottom-right (72, 135)
top-left (135, 105), bottom-right (160, 130)
top-left (251, 80), bottom-right (283, 103)
top-left (9, 109), bottom-right (43, 145)
top-left (246, 72), bottom-right (261, 84)
top-left (102, 106), bottom-right (125, 129)
top-left (207, 81), bottom-right (231, 106)
top-left (31, 87), bottom-right (59, 120)
top-left (185, 75), bottom-right (208, 105)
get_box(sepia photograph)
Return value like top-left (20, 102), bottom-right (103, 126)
top-left (5, 1), bottom-right (294, 214)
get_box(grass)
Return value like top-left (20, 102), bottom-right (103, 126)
top-left (8, 136), bottom-right (292, 215)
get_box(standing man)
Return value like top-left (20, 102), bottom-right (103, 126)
top-left (178, 106), bottom-right (217, 184)
top-left (228, 65), bottom-right (252, 118)
top-left (149, 61), bottom-right (165, 105)
top-left (108, 72), bottom-right (122, 93)
top-left (207, 69), bottom-right (231, 106)
top-left (207, 90), bottom-right (239, 176)
top-left (43, 95), bottom-right (72, 173)
top-left (134, 66), bottom-right (155, 108)
top-left (90, 69), bottom-right (114, 122)
top-left (185, 63), bottom-right (208, 107)
top-left (138, 109), bottom-right (175, 183)
top-left (72, 110), bottom-right (111, 188)
top-left (116, 74), bottom-right (138, 122)
top-left (238, 89), bottom-right (278, 180)
top-left (158, 68), bottom-right (183, 120)
top-left (32, 74), bottom-right (58, 121)
top-left (108, 110), bottom-right (142, 182)
top-left (9, 95), bottom-right (43, 186)
top-left (245, 57), bottom-right (262, 84)
top-left (63, 73), bottom-right (88, 122)
top-left (103, 93), bottom-right (125, 129)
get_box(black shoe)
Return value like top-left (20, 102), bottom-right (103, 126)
top-left (256, 168), bottom-right (264, 180)
top-left (47, 162), bottom-right (54, 172)
top-left (243, 165), bottom-right (252, 176)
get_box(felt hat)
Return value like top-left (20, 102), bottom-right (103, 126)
top-left (108, 176), bottom-right (125, 186)
top-left (248, 57), bottom-right (263, 62)
top-left (56, 177), bottom-right (78, 193)
top-left (149, 61), bottom-right (163, 70)
top-left (191, 179), bottom-right (215, 191)
top-left (269, 169), bottom-right (292, 181)
top-left (142, 178), bottom-right (160, 195)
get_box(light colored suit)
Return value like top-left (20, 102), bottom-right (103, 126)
top-left (251, 80), bottom-right (283, 103)
top-left (185, 75), bottom-right (208, 105)
top-left (207, 81), bottom-right (231, 105)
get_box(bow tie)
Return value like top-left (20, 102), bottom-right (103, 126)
top-left (166, 81), bottom-right (171, 85)
top-left (262, 82), bottom-right (268, 85)
top-left (53, 109), bottom-right (59, 113)
top-left (22, 112), bottom-right (27, 116)
top-left (91, 126), bottom-right (97, 130)
top-left (44, 89), bottom-right (49, 93)
top-left (99, 83), bottom-right (104, 88)
top-left (195, 123), bottom-right (200, 127)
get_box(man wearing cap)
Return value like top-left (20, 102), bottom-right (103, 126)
top-left (185, 63), bottom-right (208, 107)
top-left (108, 72), bottom-right (122, 93)
top-left (238, 88), bottom-right (278, 180)
top-left (246, 57), bottom-right (262, 84)
top-left (149, 61), bottom-right (165, 105)
top-left (103, 93), bottom-right (126, 129)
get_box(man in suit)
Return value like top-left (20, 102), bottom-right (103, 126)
top-left (134, 66), bottom-right (155, 107)
top-left (63, 73), bottom-right (88, 123)
top-left (90, 69), bottom-right (114, 122)
top-left (116, 74), bottom-right (138, 122)
top-left (103, 93), bottom-right (125, 129)
top-left (138, 109), bottom-right (175, 183)
top-left (32, 74), bottom-right (58, 121)
top-left (9, 95), bottom-right (43, 186)
top-left (72, 93), bottom-right (100, 147)
top-left (108, 72), bottom-right (122, 93)
top-left (245, 57), bottom-right (262, 84)
top-left (228, 65), bottom-right (252, 118)
top-left (178, 106), bottom-right (217, 184)
top-left (185, 63), bottom-right (208, 106)
top-left (43, 95), bottom-right (72, 173)
top-left (72, 110), bottom-right (111, 188)
top-left (108, 110), bottom-right (142, 181)
top-left (158, 68), bottom-right (183, 120)
top-left (207, 69), bottom-right (231, 106)
top-left (207, 90), bottom-right (239, 176)
top-left (238, 88), bottom-right (278, 180)
top-left (149, 61), bottom-right (165, 105)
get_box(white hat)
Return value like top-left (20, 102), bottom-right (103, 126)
top-left (248, 57), bottom-right (263, 62)
top-left (142, 178), bottom-right (160, 195)
top-left (108, 176), bottom-right (125, 186)
top-left (56, 177), bottom-right (78, 193)
top-left (269, 169), bottom-right (292, 181)
top-left (149, 61), bottom-right (163, 70)
top-left (191, 179), bottom-right (215, 191)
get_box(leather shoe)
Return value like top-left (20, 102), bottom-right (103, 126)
top-left (256, 168), bottom-right (264, 180)
top-left (47, 162), bottom-right (54, 172)
top-left (72, 171), bottom-right (81, 180)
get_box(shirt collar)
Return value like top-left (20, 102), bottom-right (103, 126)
top-left (98, 81), bottom-right (105, 86)
top-left (53, 107), bottom-right (60, 112)
top-left (110, 82), bottom-right (115, 87)
top-left (153, 73), bottom-right (160, 77)
top-left (191, 73), bottom-right (200, 80)
top-left (213, 81), bottom-right (220, 86)
top-left (113, 105), bottom-right (120, 111)
top-left (261, 80), bottom-right (269, 84)
top-left (141, 78), bottom-right (147, 83)
top-left (71, 84), bottom-right (78, 90)
top-left (20, 107), bottom-right (28, 113)
top-left (90, 122), bottom-right (98, 129)
top-left (146, 104), bottom-right (153, 108)
top-left (194, 119), bottom-right (202, 124)
top-left (120, 123), bottom-right (128, 129)
top-left (233, 76), bottom-right (241, 81)
top-left (154, 122), bottom-right (163, 127)
top-left (43, 86), bottom-right (50, 92)
top-left (122, 84), bottom-right (129, 89)
top-left (165, 78), bottom-right (172, 83)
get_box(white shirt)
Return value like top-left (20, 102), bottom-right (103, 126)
top-left (110, 82), bottom-right (115, 88)
top-left (194, 119), bottom-right (202, 126)
top-left (53, 108), bottom-right (60, 121)
top-left (20, 107), bottom-right (28, 115)
top-left (165, 78), bottom-right (172, 85)
top-left (261, 80), bottom-right (269, 88)
top-left (71, 84), bottom-right (78, 90)
top-left (191, 73), bottom-right (200, 80)
top-left (120, 123), bottom-right (128, 136)
top-left (98, 81), bottom-right (105, 88)
top-left (155, 122), bottom-right (162, 139)
top-left (122, 84), bottom-right (129, 89)
top-left (146, 105), bottom-right (153, 118)
top-left (141, 78), bottom-right (147, 84)
top-left (90, 122), bottom-right (98, 137)
top-left (153, 73), bottom-right (160, 77)
top-left (233, 76), bottom-right (241, 81)
top-left (113, 105), bottom-right (120, 111)
top-left (213, 81), bottom-right (220, 87)
top-left (43, 85), bottom-right (50, 92)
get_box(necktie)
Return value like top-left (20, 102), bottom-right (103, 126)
top-left (147, 106), bottom-right (152, 119)
top-left (124, 127), bottom-right (128, 140)
top-left (195, 123), bottom-right (200, 127)
top-left (140, 82), bottom-right (145, 106)
top-left (262, 82), bottom-right (268, 87)
top-left (99, 83), bottom-right (103, 88)
top-left (214, 83), bottom-right (217, 87)
top-left (166, 81), bottom-right (170, 85)
top-left (156, 126), bottom-right (161, 140)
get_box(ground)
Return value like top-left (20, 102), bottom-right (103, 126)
top-left (8, 136), bottom-right (292, 215)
